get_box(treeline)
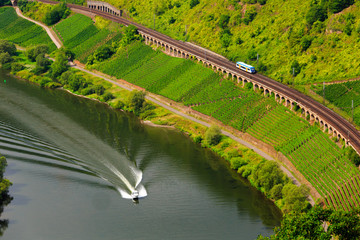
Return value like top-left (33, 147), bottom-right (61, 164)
top-left (258, 205), bottom-right (360, 240)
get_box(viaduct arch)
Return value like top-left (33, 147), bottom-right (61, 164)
top-left (87, 1), bottom-right (121, 16)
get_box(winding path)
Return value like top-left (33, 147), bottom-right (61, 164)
top-left (14, 7), bottom-right (62, 48)
top-left (14, 5), bottom-right (314, 205)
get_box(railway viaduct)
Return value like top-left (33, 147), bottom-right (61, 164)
top-left (33, 0), bottom-right (360, 156)
top-left (139, 32), bottom-right (352, 146)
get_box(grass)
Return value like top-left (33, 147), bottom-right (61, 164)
top-left (0, 7), bottom-right (56, 51)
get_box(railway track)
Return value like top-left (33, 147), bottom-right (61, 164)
top-left (38, 0), bottom-right (360, 155)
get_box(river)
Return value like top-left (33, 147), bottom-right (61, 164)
top-left (0, 70), bottom-right (281, 239)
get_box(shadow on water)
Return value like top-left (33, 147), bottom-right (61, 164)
top-left (0, 71), bottom-right (282, 234)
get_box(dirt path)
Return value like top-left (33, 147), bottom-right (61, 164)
top-left (14, 7), bottom-right (63, 49)
top-left (15, 10), bottom-right (315, 206)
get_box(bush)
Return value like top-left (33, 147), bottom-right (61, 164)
top-left (43, 3), bottom-right (70, 26)
top-left (290, 60), bottom-right (301, 76)
top-left (269, 184), bottom-right (283, 200)
top-left (94, 85), bottom-right (105, 95)
top-left (230, 157), bottom-right (248, 169)
top-left (0, 40), bottom-right (16, 56)
top-left (190, 0), bottom-right (200, 8)
top-left (0, 52), bottom-right (13, 65)
top-left (218, 14), bottom-right (230, 29)
top-left (25, 45), bottom-right (49, 62)
top-left (103, 92), bottom-right (114, 102)
top-left (11, 62), bottom-right (24, 73)
top-left (347, 147), bottom-right (360, 166)
top-left (204, 125), bottom-right (222, 146)
top-left (128, 90), bottom-right (146, 114)
top-left (329, 0), bottom-right (354, 13)
top-left (306, 5), bottom-right (327, 26)
top-left (300, 36), bottom-right (312, 52)
top-left (243, 6), bottom-right (257, 25)
top-left (81, 87), bottom-right (95, 95)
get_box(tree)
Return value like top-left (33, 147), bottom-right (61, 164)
top-left (128, 90), bottom-right (146, 114)
top-left (204, 125), bottom-right (222, 146)
top-left (121, 25), bottom-right (140, 46)
top-left (50, 50), bottom-right (68, 78)
top-left (25, 45), bottom-right (49, 62)
top-left (0, 40), bottom-right (16, 56)
top-left (347, 147), bottom-right (360, 166)
top-left (93, 45), bottom-right (114, 62)
top-left (290, 60), bottom-right (301, 76)
top-left (328, 208), bottom-right (360, 240)
top-left (43, 3), bottom-right (70, 26)
top-left (0, 0), bottom-right (11, 6)
top-left (33, 54), bottom-right (51, 74)
top-left (282, 184), bottom-right (310, 212)
top-left (0, 52), bottom-right (12, 65)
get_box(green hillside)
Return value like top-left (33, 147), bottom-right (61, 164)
top-left (0, 7), bottom-right (56, 50)
top-left (94, 0), bottom-right (360, 84)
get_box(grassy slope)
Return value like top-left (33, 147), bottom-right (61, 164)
top-left (100, 0), bottom-right (360, 84)
top-left (0, 7), bottom-right (56, 51)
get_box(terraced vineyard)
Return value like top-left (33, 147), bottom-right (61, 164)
top-left (313, 80), bottom-right (360, 126)
top-left (0, 7), bottom-right (56, 50)
top-left (247, 105), bottom-right (360, 210)
top-left (54, 14), bottom-right (120, 62)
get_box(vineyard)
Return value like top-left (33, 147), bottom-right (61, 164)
top-left (54, 14), bottom-right (120, 63)
top-left (0, 7), bottom-right (56, 51)
top-left (87, 25), bottom-right (360, 211)
top-left (313, 80), bottom-right (360, 126)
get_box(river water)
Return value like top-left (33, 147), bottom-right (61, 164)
top-left (0, 70), bottom-right (281, 239)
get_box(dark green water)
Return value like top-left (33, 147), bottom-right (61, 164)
top-left (0, 70), bottom-right (281, 239)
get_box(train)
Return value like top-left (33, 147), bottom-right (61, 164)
top-left (236, 62), bottom-right (256, 74)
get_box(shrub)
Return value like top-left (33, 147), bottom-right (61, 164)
top-left (190, 0), bottom-right (200, 8)
top-left (94, 84), bottom-right (105, 95)
top-left (128, 90), bottom-right (146, 114)
top-left (25, 45), bottom-right (49, 62)
top-left (0, 40), bottom-right (16, 56)
top-left (243, 6), bottom-right (257, 25)
top-left (43, 3), bottom-right (70, 26)
top-left (11, 62), bottom-right (24, 73)
top-left (218, 14), bottom-right (230, 29)
top-left (0, 52), bottom-right (12, 65)
top-left (290, 60), bottom-right (301, 76)
top-left (103, 92), bottom-right (115, 101)
top-left (306, 5), bottom-right (327, 26)
top-left (230, 157), bottom-right (248, 169)
top-left (329, 0), bottom-right (354, 13)
top-left (300, 36), bottom-right (312, 52)
top-left (347, 147), bottom-right (360, 166)
top-left (269, 184), bottom-right (283, 200)
top-left (204, 125), bottom-right (222, 146)
top-left (81, 87), bottom-right (95, 95)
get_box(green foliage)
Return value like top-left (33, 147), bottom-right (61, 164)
top-left (218, 14), bottom-right (230, 29)
top-left (0, 39), bottom-right (16, 55)
top-left (243, 6), bottom-right (257, 25)
top-left (121, 25), bottom-right (140, 46)
top-left (290, 60), bottom-right (301, 76)
top-left (282, 184), bottom-right (310, 212)
top-left (328, 0), bottom-right (354, 13)
top-left (87, 45), bottom-right (114, 64)
top-left (0, 52), bottom-right (12, 65)
top-left (347, 147), bottom-right (360, 166)
top-left (190, 0), bottom-right (200, 9)
top-left (128, 90), bottom-right (146, 114)
top-left (43, 3), bottom-right (70, 26)
top-left (204, 125), bottom-right (222, 146)
top-left (300, 35), bottom-right (312, 51)
top-left (0, 0), bottom-right (10, 6)
top-left (103, 92), bottom-right (115, 102)
top-left (32, 54), bottom-right (51, 75)
top-left (25, 44), bottom-right (49, 62)
top-left (306, 5), bottom-right (327, 26)
top-left (259, 206), bottom-right (360, 240)
top-left (50, 49), bottom-right (68, 78)
top-left (11, 62), bottom-right (24, 73)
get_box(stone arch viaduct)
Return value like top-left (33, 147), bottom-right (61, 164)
top-left (87, 1), bottom-right (121, 16)
top-left (139, 31), bottom-right (356, 149)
